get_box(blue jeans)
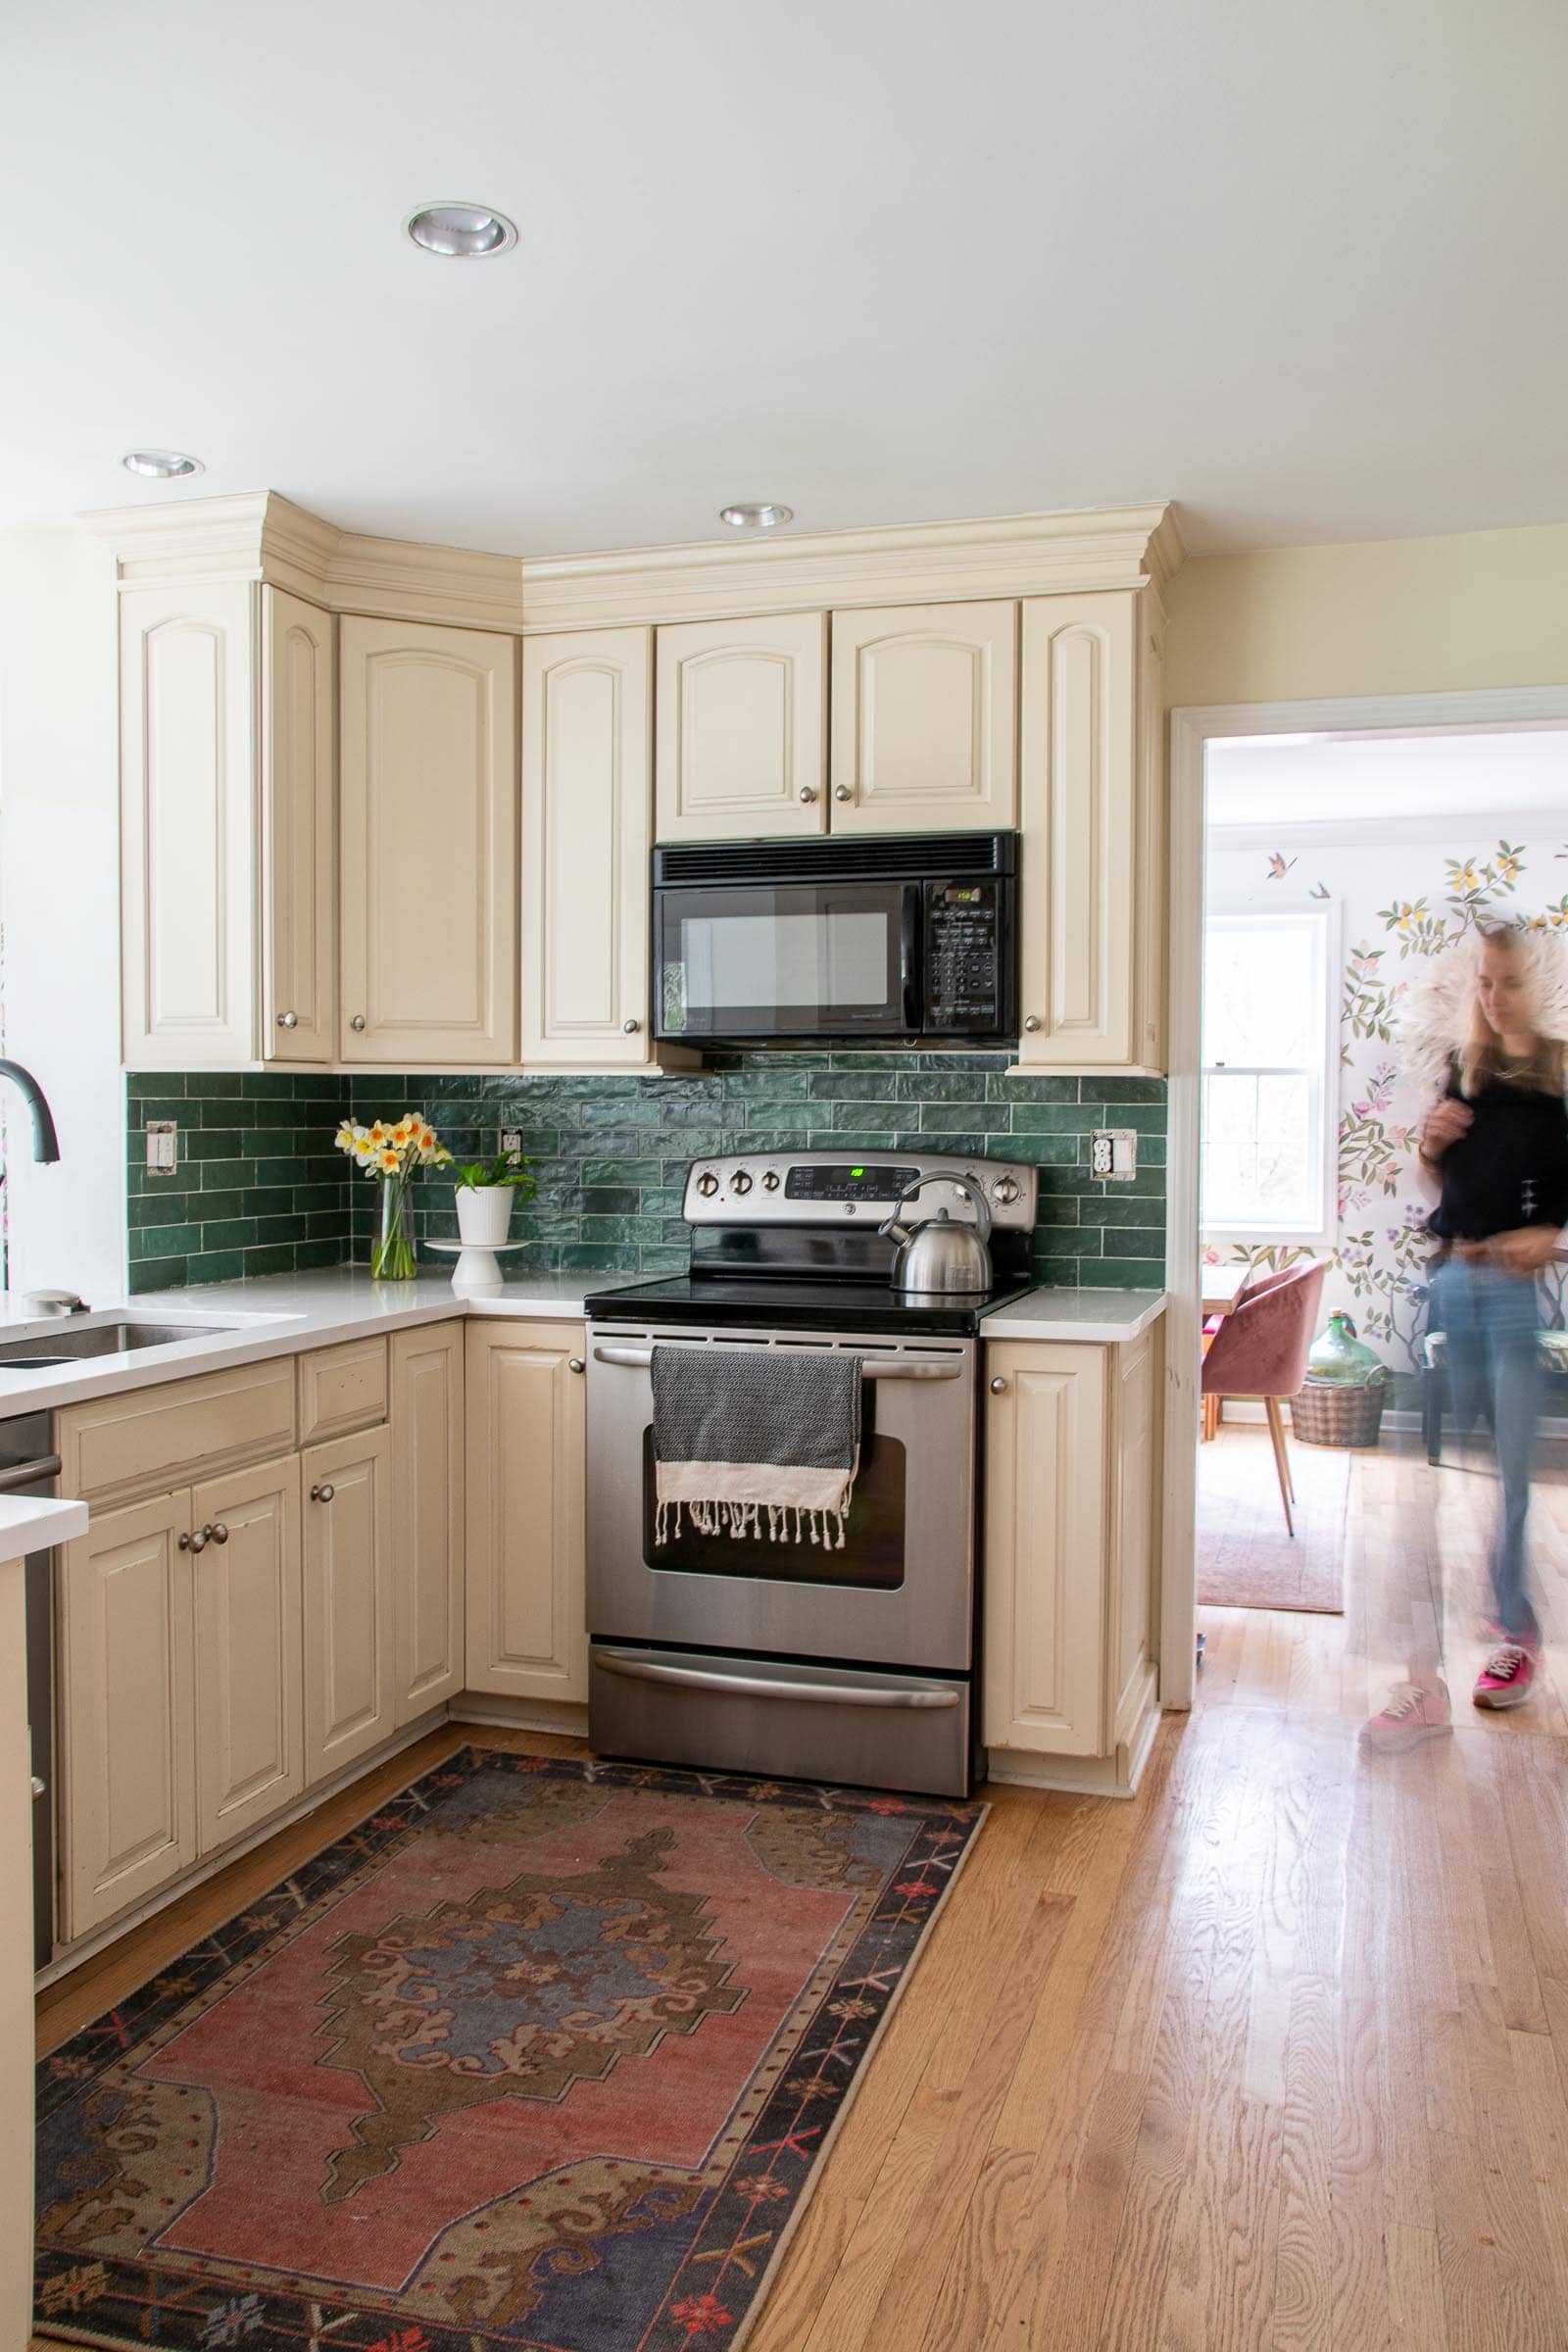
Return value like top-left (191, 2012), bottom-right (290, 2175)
top-left (1428, 1258), bottom-right (1544, 1642)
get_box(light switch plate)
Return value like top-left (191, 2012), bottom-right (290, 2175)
top-left (1091, 1128), bottom-right (1138, 1181)
top-left (145, 1118), bottom-right (177, 1174)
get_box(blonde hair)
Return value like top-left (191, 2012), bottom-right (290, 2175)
top-left (1458, 925), bottom-right (1566, 1100)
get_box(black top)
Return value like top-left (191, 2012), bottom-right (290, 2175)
top-left (1428, 1060), bottom-right (1568, 1242)
top-left (582, 1271), bottom-right (1038, 1338)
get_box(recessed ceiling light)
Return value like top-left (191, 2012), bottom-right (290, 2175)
top-left (718, 503), bottom-right (794, 529)
top-left (405, 203), bottom-right (517, 258)
top-left (121, 449), bottom-right (204, 480)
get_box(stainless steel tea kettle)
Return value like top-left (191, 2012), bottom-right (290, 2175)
top-left (878, 1171), bottom-right (994, 1295)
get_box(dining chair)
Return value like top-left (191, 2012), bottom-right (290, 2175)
top-left (1200, 1261), bottom-right (1328, 1535)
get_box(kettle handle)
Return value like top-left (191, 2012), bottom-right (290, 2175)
top-left (877, 1170), bottom-right (993, 1245)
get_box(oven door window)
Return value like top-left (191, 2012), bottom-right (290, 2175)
top-left (656, 882), bottom-right (911, 1039)
top-left (641, 1423), bottom-right (907, 1591)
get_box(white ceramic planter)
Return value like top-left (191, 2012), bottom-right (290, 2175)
top-left (455, 1185), bottom-right (515, 1247)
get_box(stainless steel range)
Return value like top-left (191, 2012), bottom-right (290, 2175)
top-left (582, 1148), bottom-right (1039, 1797)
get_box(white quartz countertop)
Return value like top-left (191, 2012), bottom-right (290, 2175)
top-left (0, 1494), bottom-right (88, 1554)
top-left (0, 1268), bottom-right (614, 1420)
top-left (0, 1266), bottom-right (1168, 1421)
top-left (978, 1286), bottom-right (1167, 1344)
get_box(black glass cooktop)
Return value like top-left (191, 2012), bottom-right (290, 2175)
top-left (583, 1271), bottom-right (1036, 1338)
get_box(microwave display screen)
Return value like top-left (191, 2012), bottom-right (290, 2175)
top-left (678, 908), bottom-right (890, 1010)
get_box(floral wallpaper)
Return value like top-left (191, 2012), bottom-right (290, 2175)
top-left (1205, 833), bottom-right (1568, 1374)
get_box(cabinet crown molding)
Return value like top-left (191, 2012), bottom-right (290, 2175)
top-left (85, 492), bottom-right (1184, 636)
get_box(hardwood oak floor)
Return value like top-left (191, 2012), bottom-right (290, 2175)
top-left (34, 1432), bottom-right (1568, 2351)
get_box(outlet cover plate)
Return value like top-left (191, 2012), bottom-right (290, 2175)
top-left (145, 1118), bottom-right (178, 1174)
top-left (1091, 1128), bottom-right (1138, 1181)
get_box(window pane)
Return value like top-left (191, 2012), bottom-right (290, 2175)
top-left (1203, 922), bottom-right (1316, 1067)
top-left (1201, 1071), bottom-right (1316, 1227)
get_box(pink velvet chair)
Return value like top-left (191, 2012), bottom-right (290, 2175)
top-left (1200, 1261), bottom-right (1328, 1535)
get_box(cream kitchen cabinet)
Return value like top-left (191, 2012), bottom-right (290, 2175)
top-left (522, 627), bottom-right (692, 1073)
top-left (829, 601), bottom-right (1018, 832)
top-left (465, 1320), bottom-right (588, 1704)
top-left (119, 582), bottom-right (336, 1068)
top-left (58, 1454), bottom-right (307, 1940)
top-left (339, 615), bottom-right (518, 1064)
top-left (656, 612), bottom-right (827, 842)
top-left (982, 1325), bottom-right (1161, 1779)
top-left (391, 1323), bottom-right (466, 1723)
top-left (58, 1493), bottom-right (198, 1939)
top-left (191, 1455), bottom-right (305, 1852)
top-left (1014, 590), bottom-right (1165, 1074)
top-left (301, 1422), bottom-right (395, 1782)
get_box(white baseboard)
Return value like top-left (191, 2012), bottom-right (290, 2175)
top-left (1212, 1399), bottom-right (1568, 1442)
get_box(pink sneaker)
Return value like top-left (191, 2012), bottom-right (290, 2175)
top-left (1473, 1641), bottom-right (1538, 1710)
top-left (1359, 1680), bottom-right (1451, 1755)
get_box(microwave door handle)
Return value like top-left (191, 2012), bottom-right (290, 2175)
top-left (901, 887), bottom-right (921, 1033)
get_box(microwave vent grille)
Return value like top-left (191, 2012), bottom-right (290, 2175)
top-left (653, 830), bottom-right (1015, 886)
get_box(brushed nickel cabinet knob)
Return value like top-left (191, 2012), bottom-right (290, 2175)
top-left (990, 1376), bottom-right (1008, 1394)
top-left (277, 1010), bottom-right (299, 1029)
top-left (350, 1014), bottom-right (367, 1032)
top-left (623, 1018), bottom-right (640, 1033)
top-left (310, 1482), bottom-right (335, 1503)
top-left (798, 785), bottom-right (818, 803)
top-left (1023, 1015), bottom-right (1042, 1033)
top-left (834, 785), bottom-right (853, 802)
top-left (210, 1523), bottom-right (229, 1545)
top-left (179, 1527), bottom-right (210, 1552)
top-left (568, 1357), bottom-right (585, 1374)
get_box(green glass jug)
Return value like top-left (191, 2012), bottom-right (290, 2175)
top-left (1306, 1308), bottom-right (1382, 1387)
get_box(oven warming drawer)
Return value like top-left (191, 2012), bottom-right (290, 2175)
top-left (590, 1644), bottom-right (974, 1797)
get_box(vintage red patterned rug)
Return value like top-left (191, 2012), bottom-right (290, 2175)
top-left (36, 1748), bottom-right (984, 2352)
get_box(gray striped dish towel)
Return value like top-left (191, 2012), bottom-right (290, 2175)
top-left (651, 1345), bottom-right (862, 1549)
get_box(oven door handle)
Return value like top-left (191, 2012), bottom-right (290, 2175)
top-left (594, 1652), bottom-right (960, 1710)
top-left (591, 1345), bottom-right (960, 1381)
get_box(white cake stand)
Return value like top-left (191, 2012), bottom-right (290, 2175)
top-left (422, 1237), bottom-right (532, 1294)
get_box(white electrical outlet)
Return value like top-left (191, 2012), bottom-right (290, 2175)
top-left (1091, 1128), bottom-right (1138, 1181)
top-left (500, 1129), bottom-right (523, 1155)
top-left (145, 1118), bottom-right (178, 1173)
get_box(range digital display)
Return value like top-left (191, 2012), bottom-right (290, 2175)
top-left (783, 1162), bottom-right (920, 1203)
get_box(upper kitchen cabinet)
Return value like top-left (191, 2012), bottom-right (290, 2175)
top-left (120, 581), bottom-right (336, 1068)
top-left (1014, 589), bottom-right (1165, 1074)
top-left (339, 615), bottom-right (518, 1064)
top-left (522, 627), bottom-right (692, 1072)
top-left (656, 612), bottom-right (827, 841)
top-left (829, 601), bottom-right (1018, 833)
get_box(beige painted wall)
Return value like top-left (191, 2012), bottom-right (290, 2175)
top-left (1166, 521), bottom-right (1568, 708)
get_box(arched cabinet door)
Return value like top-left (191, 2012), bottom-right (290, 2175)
top-left (656, 612), bottom-right (827, 841)
top-left (339, 615), bottom-right (517, 1063)
top-left (830, 601), bottom-right (1018, 833)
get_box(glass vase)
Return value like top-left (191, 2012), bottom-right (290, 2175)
top-left (370, 1174), bottom-right (417, 1281)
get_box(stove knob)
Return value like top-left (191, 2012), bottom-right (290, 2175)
top-left (730, 1169), bottom-right (753, 1195)
top-left (695, 1171), bottom-right (719, 1198)
top-left (761, 1169), bottom-right (781, 1192)
top-left (992, 1174), bottom-right (1021, 1204)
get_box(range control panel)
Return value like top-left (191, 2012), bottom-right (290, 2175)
top-left (682, 1149), bottom-right (1038, 1229)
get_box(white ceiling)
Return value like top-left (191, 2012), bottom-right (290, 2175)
top-left (1206, 726), bottom-right (1568, 831)
top-left (7, 0), bottom-right (1567, 561)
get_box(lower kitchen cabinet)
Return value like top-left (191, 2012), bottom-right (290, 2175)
top-left (59, 1494), bottom-right (199, 1941)
top-left (465, 1320), bottom-right (588, 1704)
top-left (302, 1424), bottom-right (395, 1782)
top-left (391, 1323), bottom-right (466, 1723)
top-left (982, 1329), bottom-right (1161, 1777)
top-left (191, 1455), bottom-right (304, 1853)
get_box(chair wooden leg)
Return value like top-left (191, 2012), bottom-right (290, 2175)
top-left (1264, 1396), bottom-right (1295, 1535)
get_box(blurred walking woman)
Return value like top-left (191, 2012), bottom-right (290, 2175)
top-left (1415, 925), bottom-right (1568, 1711)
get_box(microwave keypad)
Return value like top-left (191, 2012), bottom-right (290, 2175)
top-left (926, 881), bottom-right (1002, 1023)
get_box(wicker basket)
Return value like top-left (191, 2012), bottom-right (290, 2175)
top-left (1289, 1371), bottom-right (1388, 1449)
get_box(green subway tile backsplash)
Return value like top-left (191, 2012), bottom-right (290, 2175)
top-left (127, 1054), bottom-right (1166, 1294)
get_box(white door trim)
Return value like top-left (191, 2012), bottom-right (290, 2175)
top-left (1159, 683), bottom-right (1568, 1711)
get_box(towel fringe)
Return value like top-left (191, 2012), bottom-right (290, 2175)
top-left (654, 1487), bottom-right (856, 1551)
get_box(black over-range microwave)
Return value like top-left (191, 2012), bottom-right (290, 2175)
top-left (652, 830), bottom-right (1017, 1045)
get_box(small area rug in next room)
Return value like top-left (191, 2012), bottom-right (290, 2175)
top-left (35, 1748), bottom-right (985, 2352)
top-left (1196, 1422), bottom-right (1350, 1613)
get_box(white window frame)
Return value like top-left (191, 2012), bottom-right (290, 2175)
top-left (1200, 899), bottom-right (1341, 1250)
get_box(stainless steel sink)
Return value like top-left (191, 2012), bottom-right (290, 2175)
top-left (0, 1319), bottom-right (233, 1371)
